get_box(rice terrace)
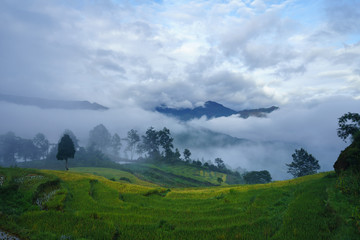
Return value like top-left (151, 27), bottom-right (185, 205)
top-left (0, 163), bottom-right (359, 239)
top-left (1, 0), bottom-right (360, 239)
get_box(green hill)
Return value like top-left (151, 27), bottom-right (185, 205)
top-left (0, 167), bottom-right (359, 239)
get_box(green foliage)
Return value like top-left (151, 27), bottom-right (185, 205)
top-left (1, 168), bottom-right (359, 239)
top-left (56, 134), bottom-right (76, 170)
top-left (336, 170), bottom-right (360, 197)
top-left (243, 170), bottom-right (272, 184)
top-left (287, 148), bottom-right (320, 178)
top-left (337, 112), bottom-right (360, 142)
top-left (334, 132), bottom-right (360, 173)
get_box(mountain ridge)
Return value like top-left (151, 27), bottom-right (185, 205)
top-left (0, 93), bottom-right (108, 111)
top-left (156, 100), bottom-right (279, 121)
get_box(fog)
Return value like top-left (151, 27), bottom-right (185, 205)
top-left (0, 96), bottom-right (357, 180)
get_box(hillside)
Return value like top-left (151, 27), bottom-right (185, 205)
top-left (0, 167), bottom-right (359, 239)
top-left (19, 159), bottom-right (242, 187)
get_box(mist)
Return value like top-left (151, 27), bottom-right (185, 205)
top-left (1, 96), bottom-right (357, 180)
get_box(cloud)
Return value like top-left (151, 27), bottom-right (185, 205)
top-left (1, 1), bottom-right (360, 180)
top-left (0, 0), bottom-right (359, 109)
top-left (325, 0), bottom-right (360, 34)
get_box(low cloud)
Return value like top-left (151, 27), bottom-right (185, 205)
top-left (1, 96), bottom-right (358, 180)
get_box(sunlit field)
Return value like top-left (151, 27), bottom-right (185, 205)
top-left (0, 167), bottom-right (358, 240)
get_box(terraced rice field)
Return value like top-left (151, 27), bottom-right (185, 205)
top-left (0, 167), bottom-right (358, 239)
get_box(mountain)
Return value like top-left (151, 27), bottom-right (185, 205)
top-left (156, 101), bottom-right (278, 121)
top-left (173, 127), bottom-right (252, 148)
top-left (0, 93), bottom-right (108, 111)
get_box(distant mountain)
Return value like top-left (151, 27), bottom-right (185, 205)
top-left (0, 93), bottom-right (108, 111)
top-left (156, 101), bottom-right (278, 121)
top-left (173, 127), bottom-right (252, 149)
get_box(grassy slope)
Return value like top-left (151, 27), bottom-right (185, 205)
top-left (120, 162), bottom-right (229, 187)
top-left (0, 167), bottom-right (359, 240)
top-left (70, 167), bottom-right (159, 187)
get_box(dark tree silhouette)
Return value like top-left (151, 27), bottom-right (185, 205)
top-left (243, 170), bottom-right (272, 184)
top-left (217, 177), bottom-right (223, 185)
top-left (158, 127), bottom-right (174, 159)
top-left (183, 149), bottom-right (191, 162)
top-left (286, 148), bottom-right (320, 178)
top-left (57, 134), bottom-right (76, 170)
top-left (337, 112), bottom-right (360, 142)
top-left (215, 158), bottom-right (225, 170)
top-left (142, 127), bottom-right (160, 159)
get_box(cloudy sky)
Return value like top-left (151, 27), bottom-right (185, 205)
top-left (1, 0), bottom-right (359, 109)
top-left (0, 0), bottom-right (359, 179)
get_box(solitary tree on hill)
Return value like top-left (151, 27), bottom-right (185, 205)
top-left (57, 134), bottom-right (76, 171)
top-left (286, 148), bottom-right (320, 178)
top-left (243, 170), bottom-right (272, 184)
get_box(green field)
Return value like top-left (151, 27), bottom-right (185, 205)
top-left (0, 167), bottom-right (359, 240)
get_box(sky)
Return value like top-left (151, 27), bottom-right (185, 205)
top-left (0, 0), bottom-right (360, 179)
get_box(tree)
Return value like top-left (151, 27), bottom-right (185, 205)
top-left (126, 129), bottom-right (140, 160)
top-left (33, 133), bottom-right (49, 159)
top-left (215, 158), bottom-right (225, 170)
top-left (88, 124), bottom-right (111, 152)
top-left (337, 112), bottom-right (360, 142)
top-left (111, 133), bottom-right (122, 157)
top-left (243, 170), bottom-right (272, 184)
top-left (18, 138), bottom-right (38, 162)
top-left (56, 134), bottom-right (76, 170)
top-left (173, 148), bottom-right (181, 162)
top-left (141, 127), bottom-right (160, 159)
top-left (0, 132), bottom-right (18, 166)
top-left (217, 177), bottom-right (223, 185)
top-left (158, 127), bottom-right (174, 159)
top-left (183, 149), bottom-right (191, 162)
top-left (286, 148), bottom-right (320, 178)
top-left (63, 129), bottom-right (80, 149)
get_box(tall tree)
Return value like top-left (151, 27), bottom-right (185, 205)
top-left (111, 133), bottom-right (122, 157)
top-left (18, 138), bottom-right (38, 162)
top-left (337, 112), bottom-right (360, 142)
top-left (126, 129), bottom-right (140, 160)
top-left (88, 124), bottom-right (111, 152)
top-left (0, 132), bottom-right (18, 166)
top-left (56, 134), bottom-right (76, 170)
top-left (215, 158), bottom-right (225, 170)
top-left (33, 133), bottom-right (49, 159)
top-left (286, 148), bottom-right (320, 178)
top-left (63, 129), bottom-right (80, 149)
top-left (158, 127), bottom-right (174, 159)
top-left (183, 149), bottom-right (191, 162)
top-left (173, 148), bottom-right (181, 162)
top-left (141, 127), bottom-right (160, 159)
